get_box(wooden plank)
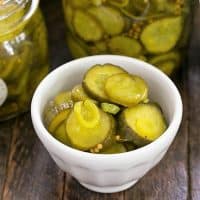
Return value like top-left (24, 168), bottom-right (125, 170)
top-left (1, 114), bottom-right (65, 200)
top-left (188, 4), bottom-right (200, 200)
top-left (63, 174), bottom-right (124, 200)
top-left (0, 120), bottom-right (13, 197)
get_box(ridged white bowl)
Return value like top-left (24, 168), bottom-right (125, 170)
top-left (31, 55), bottom-right (182, 193)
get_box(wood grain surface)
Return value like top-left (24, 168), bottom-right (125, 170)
top-left (0, 0), bottom-right (199, 200)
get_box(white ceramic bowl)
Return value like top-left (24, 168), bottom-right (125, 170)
top-left (31, 55), bottom-right (183, 193)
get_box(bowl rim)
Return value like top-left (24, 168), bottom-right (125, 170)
top-left (31, 55), bottom-right (183, 160)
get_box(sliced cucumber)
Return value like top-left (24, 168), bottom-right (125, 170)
top-left (67, 34), bottom-right (88, 58)
top-left (108, 36), bottom-right (142, 57)
top-left (140, 17), bottom-right (183, 54)
top-left (66, 101), bottom-right (113, 150)
top-left (43, 91), bottom-right (73, 132)
top-left (88, 6), bottom-right (125, 36)
top-left (101, 142), bottom-right (126, 154)
top-left (119, 103), bottom-right (167, 146)
top-left (149, 51), bottom-right (181, 75)
top-left (73, 9), bottom-right (104, 42)
top-left (71, 84), bottom-right (91, 102)
top-left (54, 122), bottom-right (71, 145)
top-left (83, 64), bottom-right (126, 101)
top-left (105, 73), bottom-right (148, 107)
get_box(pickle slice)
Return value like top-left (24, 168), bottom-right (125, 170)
top-left (101, 142), bottom-right (126, 154)
top-left (149, 51), bottom-right (181, 75)
top-left (89, 41), bottom-right (107, 55)
top-left (119, 103), bottom-right (167, 146)
top-left (71, 84), bottom-right (91, 102)
top-left (66, 106), bottom-right (113, 150)
top-left (8, 69), bottom-right (30, 97)
top-left (73, 10), bottom-right (104, 42)
top-left (54, 121), bottom-right (71, 145)
top-left (62, 0), bottom-right (76, 34)
top-left (105, 73), bottom-right (148, 107)
top-left (67, 34), bottom-right (88, 58)
top-left (83, 64), bottom-right (126, 101)
top-left (140, 17), bottom-right (183, 54)
top-left (101, 102), bottom-right (120, 115)
top-left (74, 100), bottom-right (100, 128)
top-left (108, 36), bottom-right (142, 57)
top-left (14, 42), bottom-right (33, 80)
top-left (88, 6), bottom-right (125, 36)
top-left (70, 0), bottom-right (91, 8)
top-left (44, 91), bottom-right (73, 132)
top-left (0, 56), bottom-right (20, 81)
top-left (48, 110), bottom-right (71, 133)
top-left (108, 0), bottom-right (129, 8)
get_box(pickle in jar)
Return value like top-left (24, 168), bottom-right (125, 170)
top-left (108, 36), bottom-right (142, 57)
top-left (140, 17), bottom-right (183, 54)
top-left (88, 6), bottom-right (125, 36)
top-left (149, 51), bottom-right (181, 75)
top-left (73, 9), bottom-right (104, 42)
top-left (67, 34), bottom-right (88, 58)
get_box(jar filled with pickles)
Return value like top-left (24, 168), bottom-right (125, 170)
top-left (63, 0), bottom-right (193, 75)
top-left (0, 0), bottom-right (49, 121)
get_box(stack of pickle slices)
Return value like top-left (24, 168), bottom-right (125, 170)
top-left (44, 64), bottom-right (167, 154)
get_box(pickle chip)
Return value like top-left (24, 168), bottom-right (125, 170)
top-left (101, 142), bottom-right (126, 154)
top-left (140, 17), bottom-right (183, 54)
top-left (108, 36), bottom-right (142, 57)
top-left (54, 122), bottom-right (71, 145)
top-left (88, 6), bottom-right (125, 36)
top-left (73, 10), bottom-right (104, 42)
top-left (66, 106), bottom-right (112, 150)
top-left (67, 34), bottom-right (88, 58)
top-left (119, 103), bottom-right (167, 146)
top-left (149, 51), bottom-right (181, 75)
top-left (70, 0), bottom-right (91, 8)
top-left (105, 73), bottom-right (148, 107)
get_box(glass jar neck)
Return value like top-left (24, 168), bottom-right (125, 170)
top-left (0, 0), bottom-right (39, 39)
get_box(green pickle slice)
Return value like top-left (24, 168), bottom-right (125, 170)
top-left (88, 41), bottom-right (107, 55)
top-left (70, 0), bottom-right (91, 8)
top-left (71, 84), bottom-right (94, 102)
top-left (67, 34), bottom-right (88, 58)
top-left (88, 6), bottom-right (125, 36)
top-left (149, 51), bottom-right (181, 75)
top-left (105, 73), bottom-right (148, 107)
top-left (54, 122), bottom-right (71, 145)
top-left (119, 103), bottom-right (167, 146)
top-left (108, 36), bottom-right (142, 57)
top-left (0, 56), bottom-right (20, 81)
top-left (101, 142), bottom-right (126, 154)
top-left (8, 69), bottom-right (30, 97)
top-left (140, 17), bottom-right (183, 54)
top-left (73, 9), bottom-right (104, 42)
top-left (44, 91), bottom-right (73, 133)
top-left (83, 64), bottom-right (126, 101)
top-left (66, 100), bottom-right (113, 150)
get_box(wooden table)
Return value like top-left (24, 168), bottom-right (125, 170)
top-left (0, 1), bottom-right (200, 199)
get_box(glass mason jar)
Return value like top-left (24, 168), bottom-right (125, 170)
top-left (0, 0), bottom-right (49, 121)
top-left (63, 0), bottom-right (193, 76)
